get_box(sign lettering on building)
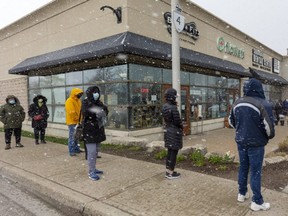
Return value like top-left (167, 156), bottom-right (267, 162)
top-left (216, 37), bottom-right (245, 59)
top-left (252, 49), bottom-right (271, 72)
top-left (164, 12), bottom-right (199, 40)
top-left (272, 58), bottom-right (280, 74)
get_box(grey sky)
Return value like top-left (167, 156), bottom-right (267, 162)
top-left (191, 0), bottom-right (288, 55)
top-left (0, 0), bottom-right (52, 29)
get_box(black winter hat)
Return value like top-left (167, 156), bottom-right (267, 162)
top-left (165, 88), bottom-right (177, 101)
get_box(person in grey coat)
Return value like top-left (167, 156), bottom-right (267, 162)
top-left (162, 88), bottom-right (183, 179)
top-left (0, 95), bottom-right (26, 150)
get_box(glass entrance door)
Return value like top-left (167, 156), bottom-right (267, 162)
top-left (163, 85), bottom-right (191, 135)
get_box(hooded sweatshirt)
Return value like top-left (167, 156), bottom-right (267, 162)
top-left (229, 78), bottom-right (275, 147)
top-left (65, 88), bottom-right (83, 125)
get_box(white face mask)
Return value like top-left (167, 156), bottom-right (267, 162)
top-left (8, 99), bottom-right (16, 104)
top-left (93, 92), bottom-right (100, 101)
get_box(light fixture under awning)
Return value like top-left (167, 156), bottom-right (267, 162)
top-left (249, 68), bottom-right (288, 86)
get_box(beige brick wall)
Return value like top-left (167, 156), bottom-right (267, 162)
top-left (0, 76), bottom-right (28, 113)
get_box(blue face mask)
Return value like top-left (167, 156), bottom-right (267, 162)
top-left (93, 92), bottom-right (100, 101)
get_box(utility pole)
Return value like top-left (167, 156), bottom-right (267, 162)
top-left (171, 0), bottom-right (184, 112)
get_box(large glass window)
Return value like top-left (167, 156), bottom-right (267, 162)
top-left (105, 83), bottom-right (127, 105)
top-left (28, 63), bottom-right (242, 128)
top-left (52, 74), bottom-right (65, 86)
top-left (129, 64), bottom-right (162, 82)
top-left (104, 65), bottom-right (127, 81)
top-left (66, 71), bottom-right (83, 85)
top-left (83, 68), bottom-right (103, 84)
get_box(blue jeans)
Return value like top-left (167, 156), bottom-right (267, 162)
top-left (68, 125), bottom-right (80, 154)
top-left (237, 144), bottom-right (265, 205)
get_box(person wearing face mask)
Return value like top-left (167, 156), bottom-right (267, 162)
top-left (82, 86), bottom-right (108, 181)
top-left (28, 95), bottom-right (49, 144)
top-left (65, 88), bottom-right (84, 156)
top-left (0, 95), bottom-right (26, 150)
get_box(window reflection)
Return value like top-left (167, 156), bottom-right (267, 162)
top-left (29, 76), bottom-right (39, 88)
top-left (52, 74), bottom-right (65, 86)
top-left (83, 68), bottom-right (103, 83)
top-left (53, 106), bottom-right (66, 123)
top-left (40, 76), bottom-right (51, 88)
top-left (40, 89), bottom-right (52, 105)
top-left (129, 64), bottom-right (162, 82)
top-left (53, 87), bottom-right (65, 104)
top-left (66, 71), bottom-right (83, 85)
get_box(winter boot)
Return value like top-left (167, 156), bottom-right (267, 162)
top-left (16, 143), bottom-right (24, 147)
top-left (5, 144), bottom-right (11, 150)
top-left (35, 140), bottom-right (39, 145)
top-left (41, 140), bottom-right (46, 144)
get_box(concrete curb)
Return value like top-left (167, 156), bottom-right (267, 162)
top-left (0, 162), bottom-right (129, 216)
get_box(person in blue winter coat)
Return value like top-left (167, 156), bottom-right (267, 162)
top-left (229, 78), bottom-right (275, 211)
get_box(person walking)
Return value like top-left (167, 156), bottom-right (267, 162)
top-left (0, 95), bottom-right (26, 150)
top-left (162, 88), bottom-right (183, 179)
top-left (28, 95), bottom-right (49, 144)
top-left (82, 86), bottom-right (108, 181)
top-left (229, 78), bottom-right (275, 211)
top-left (65, 88), bottom-right (84, 156)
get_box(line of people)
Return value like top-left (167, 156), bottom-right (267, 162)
top-left (163, 78), bottom-right (275, 212)
top-left (0, 80), bottom-right (276, 212)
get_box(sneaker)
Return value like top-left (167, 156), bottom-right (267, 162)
top-left (237, 192), bottom-right (249, 202)
top-left (69, 153), bottom-right (76, 156)
top-left (5, 144), bottom-right (11, 150)
top-left (41, 140), bottom-right (46, 144)
top-left (250, 202), bottom-right (270, 211)
top-left (97, 155), bottom-right (102, 158)
top-left (16, 143), bottom-right (24, 147)
top-left (89, 172), bottom-right (100, 181)
top-left (165, 171), bottom-right (181, 179)
top-left (75, 149), bottom-right (84, 153)
top-left (35, 140), bottom-right (39, 145)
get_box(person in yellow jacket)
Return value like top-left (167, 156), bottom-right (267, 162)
top-left (65, 88), bottom-right (83, 156)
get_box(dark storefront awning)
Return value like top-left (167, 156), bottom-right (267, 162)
top-left (9, 32), bottom-right (250, 77)
top-left (250, 68), bottom-right (288, 86)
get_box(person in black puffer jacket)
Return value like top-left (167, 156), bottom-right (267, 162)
top-left (162, 88), bottom-right (183, 179)
top-left (82, 86), bottom-right (108, 181)
top-left (28, 95), bottom-right (49, 144)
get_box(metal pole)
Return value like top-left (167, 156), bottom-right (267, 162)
top-left (171, 0), bottom-right (181, 113)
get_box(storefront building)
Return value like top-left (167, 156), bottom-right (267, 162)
top-left (1, 0), bottom-right (287, 141)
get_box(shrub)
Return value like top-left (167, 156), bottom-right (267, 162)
top-left (190, 149), bottom-right (205, 167)
top-left (208, 155), bottom-right (223, 164)
top-left (176, 154), bottom-right (186, 162)
top-left (278, 140), bottom-right (288, 153)
top-left (154, 149), bottom-right (168, 160)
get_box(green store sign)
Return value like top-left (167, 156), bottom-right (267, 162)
top-left (217, 37), bottom-right (245, 59)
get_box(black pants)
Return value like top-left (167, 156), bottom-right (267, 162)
top-left (5, 128), bottom-right (22, 144)
top-left (166, 148), bottom-right (179, 171)
top-left (34, 127), bottom-right (46, 141)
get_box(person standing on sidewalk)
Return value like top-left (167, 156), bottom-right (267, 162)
top-left (0, 95), bottom-right (25, 150)
top-left (162, 88), bottom-right (183, 179)
top-left (82, 86), bottom-right (108, 181)
top-left (65, 88), bottom-right (83, 156)
top-left (229, 78), bottom-right (275, 211)
top-left (28, 95), bottom-right (49, 144)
